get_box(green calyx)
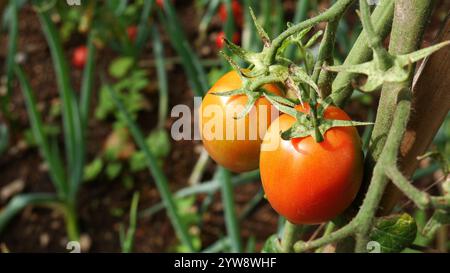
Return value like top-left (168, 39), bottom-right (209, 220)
top-left (212, 6), bottom-right (324, 119)
top-left (265, 96), bottom-right (372, 142)
top-left (211, 6), bottom-right (374, 143)
top-left (281, 113), bottom-right (373, 142)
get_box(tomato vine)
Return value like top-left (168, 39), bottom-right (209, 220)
top-left (205, 0), bottom-right (450, 253)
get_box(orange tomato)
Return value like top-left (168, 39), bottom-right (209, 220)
top-left (260, 104), bottom-right (363, 224)
top-left (199, 71), bottom-right (283, 173)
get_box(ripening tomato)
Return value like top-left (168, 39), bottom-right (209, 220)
top-left (72, 45), bottom-right (88, 69)
top-left (156, 0), bottom-right (164, 8)
top-left (260, 104), bottom-right (363, 224)
top-left (127, 25), bottom-right (138, 42)
top-left (218, 0), bottom-right (243, 27)
top-left (215, 31), bottom-right (240, 49)
top-left (199, 71), bottom-right (283, 173)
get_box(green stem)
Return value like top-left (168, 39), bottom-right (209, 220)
top-left (331, 0), bottom-right (395, 106)
top-left (287, 0), bottom-right (311, 59)
top-left (368, 0), bottom-right (433, 163)
top-left (309, 101), bottom-right (324, 142)
top-left (315, 222), bottom-right (336, 253)
top-left (151, 25), bottom-right (169, 130)
top-left (218, 167), bottom-right (243, 253)
top-left (314, 19), bottom-right (339, 98)
top-left (422, 211), bottom-right (450, 244)
top-left (354, 96), bottom-right (412, 252)
top-left (64, 202), bottom-right (80, 241)
top-left (280, 222), bottom-right (300, 253)
top-left (294, 222), bottom-right (356, 252)
top-left (385, 167), bottom-right (430, 209)
top-left (265, 0), bottom-right (355, 64)
top-left (188, 148), bottom-right (210, 186)
top-left (358, 0), bottom-right (391, 69)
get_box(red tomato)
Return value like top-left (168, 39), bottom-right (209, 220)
top-left (156, 0), bottom-right (164, 8)
top-left (127, 26), bottom-right (138, 42)
top-left (72, 45), bottom-right (88, 69)
top-left (215, 31), bottom-right (241, 49)
top-left (199, 71), bottom-right (283, 173)
top-left (260, 104), bottom-right (363, 224)
top-left (218, 0), bottom-right (243, 27)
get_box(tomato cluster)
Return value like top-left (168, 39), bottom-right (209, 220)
top-left (199, 71), bottom-right (364, 224)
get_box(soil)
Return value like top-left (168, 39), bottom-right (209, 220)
top-left (0, 0), bottom-right (448, 252)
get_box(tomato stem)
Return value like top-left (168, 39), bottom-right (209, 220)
top-left (308, 89), bottom-right (324, 143)
top-left (280, 221), bottom-right (302, 253)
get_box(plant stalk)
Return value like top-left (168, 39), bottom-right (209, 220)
top-left (64, 202), bottom-right (80, 242)
top-left (280, 222), bottom-right (300, 253)
top-left (331, 0), bottom-right (395, 106)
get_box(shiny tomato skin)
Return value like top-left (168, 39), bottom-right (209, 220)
top-left (72, 45), bottom-right (88, 69)
top-left (199, 71), bottom-right (283, 173)
top-left (260, 105), bottom-right (363, 224)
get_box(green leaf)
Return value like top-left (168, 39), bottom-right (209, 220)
top-left (147, 129), bottom-right (171, 159)
top-left (263, 91), bottom-right (298, 117)
top-left (129, 151), bottom-right (147, 172)
top-left (370, 213), bottom-right (417, 253)
top-left (106, 161), bottom-right (123, 180)
top-left (246, 236), bottom-right (256, 253)
top-left (5, 0), bottom-right (18, 108)
top-left (106, 82), bottom-right (195, 251)
top-left (157, 5), bottom-right (208, 96)
top-left (261, 234), bottom-right (280, 253)
top-left (263, 91), bottom-right (296, 107)
top-left (80, 31), bottom-right (96, 130)
top-left (95, 85), bottom-right (115, 120)
top-left (0, 124), bottom-right (9, 156)
top-left (37, 10), bottom-right (84, 198)
top-left (249, 7), bottom-right (270, 46)
top-left (210, 89), bottom-right (246, 97)
top-left (0, 193), bottom-right (59, 233)
top-left (234, 93), bottom-right (262, 120)
top-left (83, 157), bottom-right (103, 182)
top-left (109, 57), bottom-right (135, 78)
top-left (281, 121), bottom-right (311, 140)
top-left (120, 191), bottom-right (140, 253)
top-left (15, 66), bottom-right (67, 195)
top-left (290, 65), bottom-right (319, 94)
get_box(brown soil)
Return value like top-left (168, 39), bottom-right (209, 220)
top-left (0, 1), bottom-right (279, 253)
